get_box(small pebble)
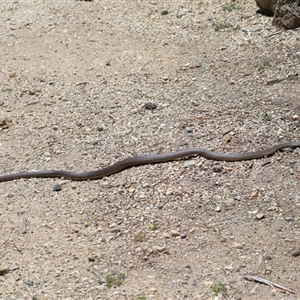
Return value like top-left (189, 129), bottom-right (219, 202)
top-left (180, 232), bottom-right (187, 239)
top-left (215, 205), bottom-right (221, 212)
top-left (250, 190), bottom-right (259, 198)
top-left (0, 117), bottom-right (7, 126)
top-left (144, 102), bottom-right (157, 110)
top-left (170, 230), bottom-right (180, 237)
top-left (233, 243), bottom-right (244, 249)
top-left (222, 127), bottom-right (233, 135)
top-left (52, 183), bottom-right (62, 191)
top-left (292, 250), bottom-right (300, 257)
top-left (222, 134), bottom-right (231, 143)
top-left (250, 26), bottom-right (262, 32)
top-left (0, 268), bottom-right (10, 276)
top-left (195, 60), bottom-right (202, 67)
top-left (157, 246), bottom-right (167, 253)
top-left (24, 280), bottom-right (34, 286)
top-left (185, 126), bottom-right (193, 133)
top-left (284, 216), bottom-right (294, 221)
top-left (183, 160), bottom-right (196, 168)
top-left (161, 10), bottom-right (168, 15)
top-left (212, 165), bottom-right (223, 173)
top-left (255, 212), bottom-right (265, 220)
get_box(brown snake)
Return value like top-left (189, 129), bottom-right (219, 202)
top-left (0, 142), bottom-right (300, 182)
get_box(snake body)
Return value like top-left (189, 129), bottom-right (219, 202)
top-left (0, 142), bottom-right (300, 182)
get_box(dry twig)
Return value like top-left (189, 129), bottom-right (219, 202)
top-left (243, 275), bottom-right (294, 294)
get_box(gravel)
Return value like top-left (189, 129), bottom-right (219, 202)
top-left (0, 0), bottom-right (300, 299)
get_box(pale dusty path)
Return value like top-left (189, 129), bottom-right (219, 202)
top-left (0, 1), bottom-right (300, 299)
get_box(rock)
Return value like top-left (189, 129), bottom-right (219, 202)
top-left (180, 232), bottom-right (187, 239)
top-left (144, 102), bottom-right (157, 110)
top-left (273, 0), bottom-right (300, 29)
top-left (0, 268), bottom-right (10, 276)
top-left (156, 246), bottom-right (167, 252)
top-left (222, 134), bottom-right (231, 143)
top-left (212, 165), bottom-right (223, 173)
top-left (222, 127), bottom-right (233, 136)
top-left (255, 212), bottom-right (265, 220)
top-left (250, 190), bottom-right (259, 199)
top-left (24, 280), bottom-right (34, 286)
top-left (215, 205), bottom-right (221, 212)
top-left (195, 60), bottom-right (202, 67)
top-left (255, 0), bottom-right (275, 16)
top-left (0, 117), bottom-right (7, 126)
top-left (170, 230), bottom-right (180, 237)
top-left (233, 242), bottom-right (244, 249)
top-left (183, 160), bottom-right (196, 168)
top-left (255, 0), bottom-right (300, 29)
top-left (52, 183), bottom-right (62, 191)
top-left (185, 126), bottom-right (193, 133)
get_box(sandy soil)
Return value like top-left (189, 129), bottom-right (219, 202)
top-left (0, 1), bottom-right (300, 299)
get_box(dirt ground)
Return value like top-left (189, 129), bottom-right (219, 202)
top-left (0, 1), bottom-right (300, 299)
